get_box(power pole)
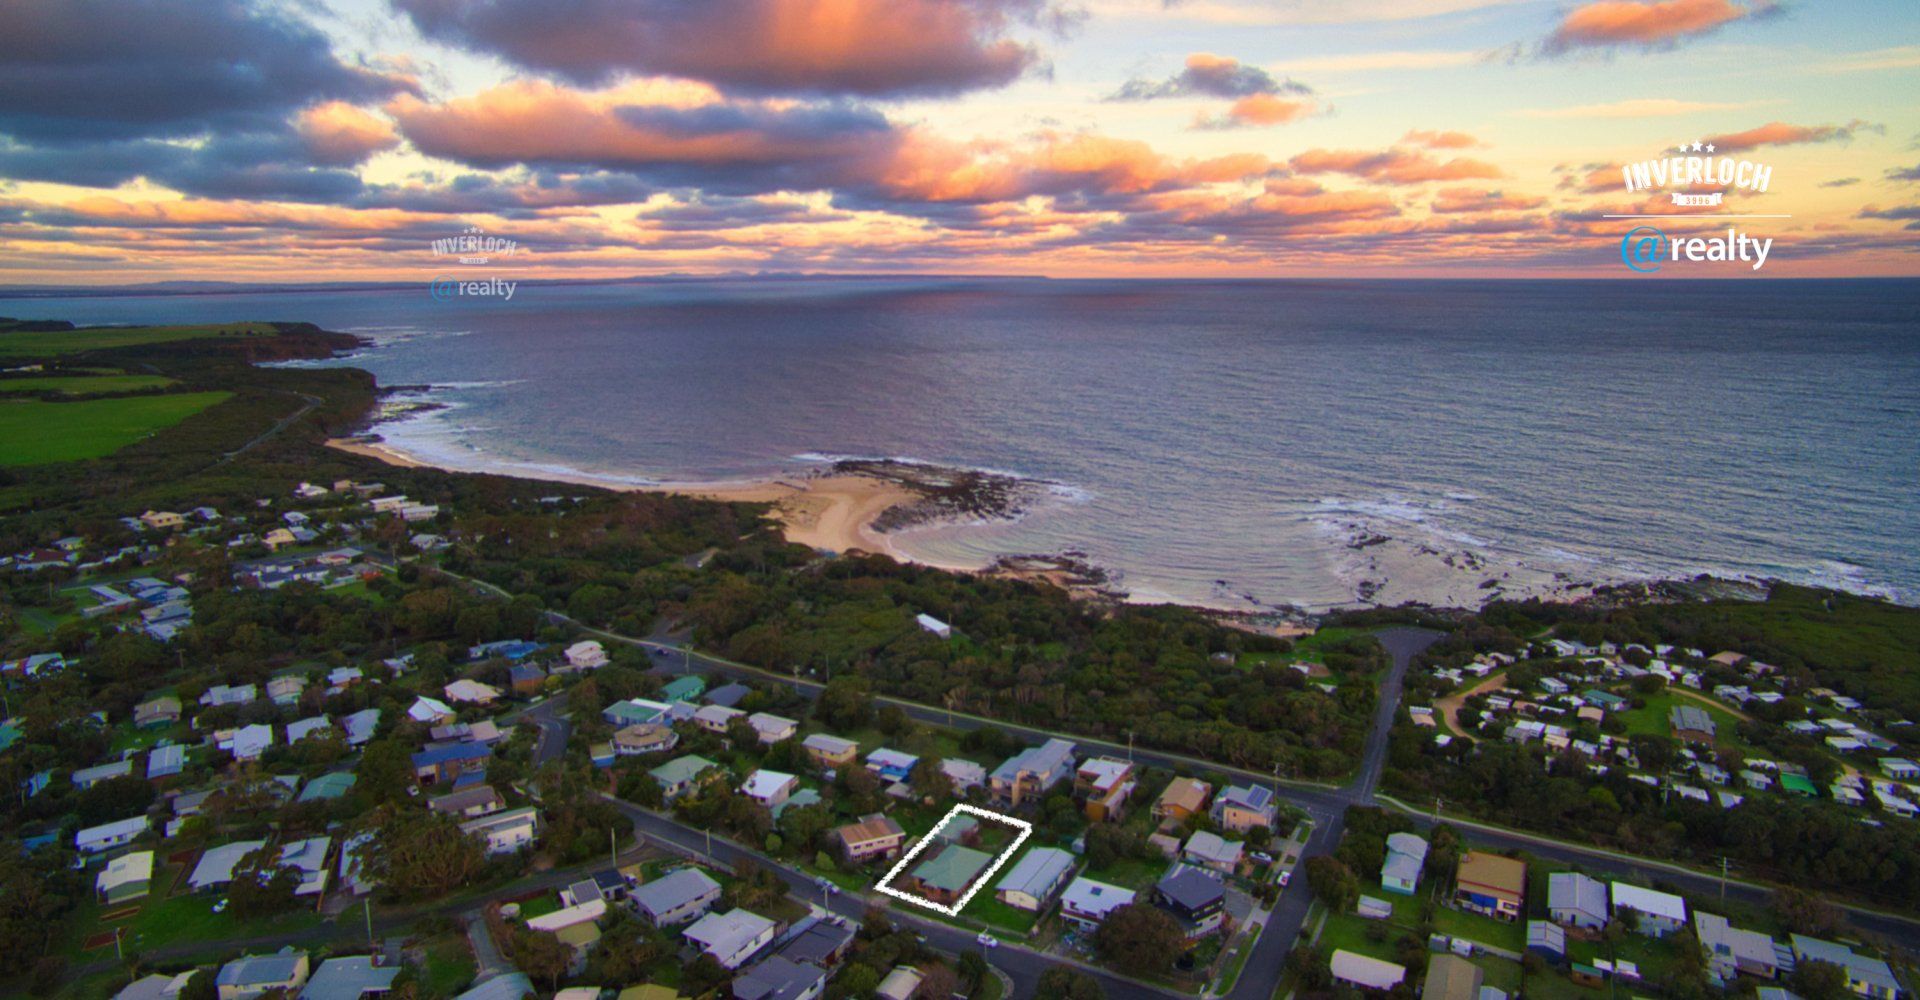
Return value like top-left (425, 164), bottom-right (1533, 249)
top-left (364, 898), bottom-right (374, 949)
top-left (1718, 856), bottom-right (1730, 903)
top-left (610, 826), bottom-right (618, 869)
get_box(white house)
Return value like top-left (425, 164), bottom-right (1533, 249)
top-left (1611, 883), bottom-right (1688, 937)
top-left (683, 908), bottom-right (777, 969)
top-left (77, 816), bottom-right (150, 854)
top-left (739, 770), bottom-right (799, 809)
top-left (462, 807), bottom-right (539, 855)
top-left (564, 640), bottom-right (608, 670)
top-left (1060, 877), bottom-right (1135, 929)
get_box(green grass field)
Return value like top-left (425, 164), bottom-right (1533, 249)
top-left (0, 322), bottom-right (278, 358)
top-left (0, 391), bottom-right (231, 465)
top-left (0, 373), bottom-right (176, 395)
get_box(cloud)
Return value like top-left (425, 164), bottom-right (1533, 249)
top-left (1817, 46), bottom-right (1920, 74)
top-left (1193, 94), bottom-right (1318, 130)
top-left (1704, 119), bottom-right (1881, 152)
top-left (0, 0), bottom-right (416, 144)
top-left (1285, 50), bottom-right (1479, 73)
top-left (1430, 187), bottom-right (1544, 212)
top-left (1089, 0), bottom-right (1528, 27)
top-left (1402, 129), bottom-right (1481, 149)
top-left (1542, 0), bottom-right (1776, 55)
top-left (1885, 163), bottom-right (1920, 182)
top-left (0, 133), bottom-right (370, 203)
top-left (1110, 53), bottom-right (1310, 101)
top-left (295, 103), bottom-right (401, 167)
top-left (1288, 146), bottom-right (1502, 184)
top-left (1516, 98), bottom-right (1761, 119)
top-left (391, 0), bottom-right (1072, 98)
top-left (1818, 177), bottom-right (1860, 188)
top-left (1858, 204), bottom-right (1920, 230)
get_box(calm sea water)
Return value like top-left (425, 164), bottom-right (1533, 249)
top-left (8, 277), bottom-right (1917, 610)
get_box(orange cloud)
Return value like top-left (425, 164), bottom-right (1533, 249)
top-left (1704, 119), bottom-right (1881, 152)
top-left (1289, 147), bottom-right (1503, 185)
top-left (1430, 187), bottom-right (1546, 213)
top-left (295, 102), bottom-right (400, 166)
top-left (1544, 0), bottom-right (1772, 52)
top-left (1402, 129), bottom-right (1481, 149)
top-left (1194, 93), bottom-right (1318, 130)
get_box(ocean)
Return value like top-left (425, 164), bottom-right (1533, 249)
top-left (8, 277), bottom-right (1917, 611)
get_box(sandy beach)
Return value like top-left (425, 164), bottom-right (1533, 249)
top-left (328, 437), bottom-right (919, 557)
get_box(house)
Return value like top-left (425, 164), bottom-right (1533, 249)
top-left (634, 868), bottom-right (724, 926)
top-left (412, 742), bottom-right (491, 785)
top-left (802, 734), bottom-right (858, 770)
top-left (834, 814), bottom-right (907, 863)
top-left (564, 640), bottom-right (608, 670)
top-left (287, 716), bottom-right (332, 743)
top-left (915, 613), bottom-right (952, 638)
top-left (605, 698), bottom-right (674, 728)
top-left (1075, 757), bottom-right (1137, 821)
top-left (73, 759), bottom-right (134, 789)
top-left (1548, 872), bottom-right (1609, 931)
top-left (989, 738), bottom-right (1076, 807)
top-left (747, 713), bottom-right (798, 744)
top-left (1453, 852), bottom-right (1526, 921)
top-left (1671, 705), bottom-right (1717, 745)
top-left (1790, 936), bottom-right (1900, 999)
top-left (140, 511), bottom-right (186, 531)
top-left (135, 696), bottom-right (182, 729)
top-left (1060, 877), bottom-right (1135, 929)
top-left (267, 676), bottom-right (306, 706)
top-left (1423, 954), bottom-right (1484, 1000)
top-left (865, 748), bottom-right (919, 783)
top-left (297, 771), bottom-right (356, 802)
top-left (876, 968), bottom-right (924, 1000)
top-left (904, 844), bottom-right (993, 905)
top-left (453, 974), bottom-right (534, 1000)
top-left (115, 973), bottom-right (192, 1000)
top-left (660, 675), bottom-right (706, 702)
top-left (650, 755), bottom-right (722, 801)
top-left (1695, 913), bottom-right (1782, 980)
top-left (1330, 950), bottom-right (1406, 992)
top-left (1211, 784), bottom-right (1279, 833)
top-left (941, 759), bottom-right (986, 795)
top-left (216, 951), bottom-right (310, 1000)
top-left (1153, 778), bottom-right (1212, 824)
top-left (407, 696), bottom-right (455, 725)
top-left (76, 815), bottom-right (149, 854)
top-left (694, 704), bottom-right (746, 734)
top-left (429, 784), bottom-right (505, 819)
top-left (342, 708), bottom-right (381, 745)
top-left (143, 742), bottom-right (186, 780)
top-left (1611, 883), bottom-right (1688, 937)
top-left (189, 840), bottom-right (269, 890)
top-left (508, 663), bottom-right (547, 696)
top-left (462, 806), bottom-right (540, 854)
top-left (1181, 830), bottom-right (1244, 875)
top-left (1528, 919), bottom-right (1568, 962)
top-left (444, 679), bottom-right (501, 705)
top-left (201, 683), bottom-right (259, 707)
top-left (994, 847), bottom-right (1077, 911)
top-left (299, 956), bottom-right (401, 1000)
top-left (275, 836), bottom-right (333, 896)
top-left (226, 723), bottom-right (274, 761)
top-left (740, 770), bottom-right (799, 809)
top-left (705, 683), bottom-right (751, 708)
top-left (684, 908), bottom-right (778, 969)
top-left (1381, 832), bottom-right (1429, 895)
top-left (732, 956), bottom-right (825, 1000)
top-left (778, 919), bottom-right (856, 967)
top-left (609, 721), bottom-right (676, 757)
top-left (1153, 866), bottom-right (1227, 939)
top-left (1878, 758), bottom-right (1920, 781)
top-left (97, 850), bottom-right (155, 903)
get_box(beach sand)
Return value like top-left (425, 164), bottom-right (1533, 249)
top-left (327, 437), bottom-right (917, 557)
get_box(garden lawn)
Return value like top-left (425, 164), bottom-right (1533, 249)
top-left (0, 391), bottom-right (232, 465)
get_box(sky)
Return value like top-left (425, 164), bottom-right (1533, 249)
top-left (0, 0), bottom-right (1916, 283)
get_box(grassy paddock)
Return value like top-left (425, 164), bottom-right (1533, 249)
top-left (0, 322), bottom-right (278, 358)
top-left (0, 391), bottom-right (232, 465)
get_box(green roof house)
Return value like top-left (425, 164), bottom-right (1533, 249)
top-left (905, 844), bottom-right (993, 905)
top-left (650, 755), bottom-right (721, 801)
top-left (1779, 772), bottom-right (1817, 797)
top-left (661, 676), bottom-right (706, 702)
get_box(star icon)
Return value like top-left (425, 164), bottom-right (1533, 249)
top-left (1679, 143), bottom-right (1691, 152)
top-left (1705, 143), bottom-right (1716, 153)
top-left (1692, 140), bottom-right (1704, 152)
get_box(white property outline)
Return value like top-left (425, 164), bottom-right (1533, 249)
top-left (872, 804), bottom-right (1033, 917)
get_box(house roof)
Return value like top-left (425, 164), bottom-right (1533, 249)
top-left (98, 850), bottom-right (155, 891)
top-left (76, 815), bottom-right (150, 849)
top-left (1183, 830), bottom-right (1243, 866)
top-left (146, 744), bottom-right (186, 778)
top-left (299, 956), bottom-right (401, 1000)
top-left (1156, 777), bottom-right (1211, 813)
top-left (429, 784), bottom-right (503, 814)
top-left (802, 733), bottom-right (857, 755)
top-left (1423, 954), bottom-right (1484, 1000)
top-left (740, 770), bottom-right (797, 799)
top-left (454, 973), bottom-right (534, 1000)
top-left (1548, 872), bottom-right (1607, 916)
top-left (1383, 833), bottom-right (1428, 883)
top-left (297, 771), bottom-right (356, 802)
top-left (912, 844), bottom-right (994, 893)
top-left (412, 741), bottom-right (491, 768)
top-left (1156, 866), bottom-right (1226, 911)
top-left (1457, 852), bottom-right (1526, 899)
top-left (633, 867), bottom-right (721, 917)
top-left (1061, 877), bottom-right (1134, 918)
top-left (835, 813), bottom-right (904, 846)
top-left (991, 738), bottom-right (1075, 783)
top-left (778, 919), bottom-right (855, 966)
top-left (1331, 950), bottom-right (1406, 990)
top-left (1611, 882), bottom-right (1687, 923)
top-left (217, 952), bottom-right (306, 988)
top-left (649, 754), bottom-right (719, 786)
top-left (1217, 783), bottom-right (1275, 813)
top-left (733, 956), bottom-right (825, 1000)
top-left (685, 908), bottom-right (776, 957)
top-left (1790, 936), bottom-right (1899, 994)
top-left (995, 847), bottom-right (1076, 899)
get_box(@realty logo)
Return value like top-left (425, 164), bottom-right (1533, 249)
top-left (1619, 226), bottom-right (1772, 273)
top-left (1615, 139), bottom-right (1779, 273)
top-left (429, 224), bottom-right (520, 301)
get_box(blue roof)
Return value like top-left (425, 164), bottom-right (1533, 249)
top-left (411, 742), bottom-right (492, 768)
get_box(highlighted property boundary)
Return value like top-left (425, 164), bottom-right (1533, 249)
top-left (873, 804), bottom-right (1033, 917)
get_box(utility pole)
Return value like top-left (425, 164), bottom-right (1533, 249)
top-left (1126, 730), bottom-right (1134, 763)
top-left (610, 826), bottom-right (618, 870)
top-left (1718, 856), bottom-right (1730, 903)
top-left (1433, 797), bottom-right (1443, 823)
top-left (364, 898), bottom-right (374, 949)
top-left (114, 926), bottom-right (122, 961)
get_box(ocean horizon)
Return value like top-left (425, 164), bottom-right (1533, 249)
top-left (8, 276), bottom-right (1917, 612)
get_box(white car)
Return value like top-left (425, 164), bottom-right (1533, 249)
top-left (976, 932), bottom-right (998, 949)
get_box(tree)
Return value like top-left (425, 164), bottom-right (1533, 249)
top-left (227, 846), bottom-right (299, 919)
top-left (503, 923), bottom-right (571, 991)
top-left (910, 758), bottom-right (953, 801)
top-left (1036, 966), bottom-right (1106, 1000)
top-left (815, 676), bottom-right (874, 730)
top-left (1790, 960), bottom-right (1851, 1000)
top-left (177, 969), bottom-right (217, 1000)
top-left (355, 739), bottom-right (413, 805)
top-left (372, 810), bottom-right (486, 898)
top-left (1306, 855), bottom-right (1360, 912)
top-left (1093, 902), bottom-right (1185, 976)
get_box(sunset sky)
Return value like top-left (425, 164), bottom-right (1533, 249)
top-left (2, 0), bottom-right (1917, 282)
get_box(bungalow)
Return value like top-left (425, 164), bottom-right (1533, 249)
top-left (660, 675), bottom-right (705, 702)
top-left (693, 704), bottom-right (746, 735)
top-left (605, 698), bottom-right (673, 728)
top-left (342, 708), bottom-right (381, 745)
top-left (1879, 758), bottom-right (1920, 781)
top-left (444, 679), bottom-right (501, 705)
top-left (1182, 830), bottom-right (1245, 875)
top-left (1548, 872), bottom-right (1609, 931)
top-left (1582, 690), bottom-right (1628, 712)
top-left (1153, 866), bottom-right (1227, 940)
top-left (988, 739), bottom-right (1077, 808)
top-left (1695, 913), bottom-right (1782, 980)
top-left (287, 716), bottom-right (332, 743)
top-left (1671, 705), bottom-right (1717, 745)
top-left (278, 836), bottom-right (333, 896)
top-left (201, 684), bottom-right (258, 707)
top-left (1153, 778), bottom-right (1212, 825)
top-left (1211, 784), bottom-right (1279, 834)
top-left (1611, 883), bottom-right (1688, 937)
top-left (650, 755), bottom-right (722, 801)
top-left (97, 850), bottom-right (155, 903)
top-left (941, 759), bottom-right (987, 795)
top-left (833, 814), bottom-right (907, 863)
top-left (73, 759), bottom-right (134, 789)
top-left (747, 712), bottom-right (798, 744)
top-left (1330, 951), bottom-right (1406, 992)
top-left (993, 847), bottom-right (1077, 911)
top-left (407, 696), bottom-right (455, 725)
top-left (145, 744), bottom-right (186, 780)
top-left (429, 784), bottom-right (505, 819)
top-left (189, 840), bottom-right (268, 891)
top-left (915, 613), bottom-right (952, 638)
top-left (1059, 877), bottom-right (1135, 929)
top-left (739, 770), bottom-right (799, 809)
top-left (215, 951), bottom-right (310, 1000)
top-left (1789, 936), bottom-right (1900, 1000)
top-left (865, 748), bottom-right (919, 783)
top-left (613, 723), bottom-right (679, 757)
top-left (1423, 954), bottom-right (1484, 1000)
top-left (633, 868), bottom-right (723, 926)
top-left (1075, 757), bottom-right (1137, 822)
top-left (732, 957), bottom-right (825, 1000)
top-left (135, 696), bottom-right (182, 729)
top-left (1453, 852), bottom-right (1526, 921)
top-left (227, 723), bottom-right (274, 761)
top-left (563, 640), bottom-right (608, 670)
top-left (462, 806), bottom-right (540, 854)
top-left (412, 742), bottom-right (491, 785)
top-left (296, 771), bottom-right (356, 803)
top-left (1381, 832), bottom-right (1429, 895)
top-left (802, 734), bottom-right (858, 770)
top-left (76, 815), bottom-right (149, 854)
top-left (140, 511), bottom-right (186, 531)
top-left (115, 973), bottom-right (192, 1000)
top-left (299, 956), bottom-right (401, 1000)
top-left (903, 844), bottom-right (993, 906)
top-left (684, 908), bottom-right (778, 969)
top-left (508, 663), bottom-right (547, 696)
